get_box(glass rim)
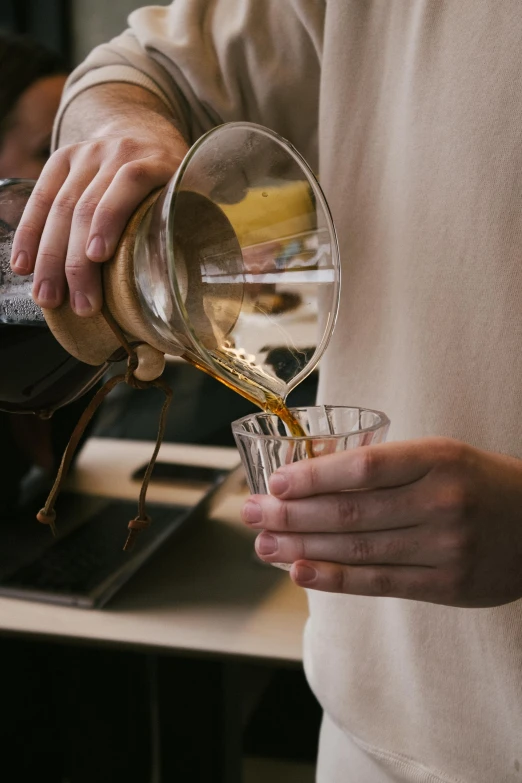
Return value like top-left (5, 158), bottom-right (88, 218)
top-left (231, 404), bottom-right (390, 441)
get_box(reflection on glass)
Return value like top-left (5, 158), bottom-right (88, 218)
top-left (133, 123), bottom-right (340, 410)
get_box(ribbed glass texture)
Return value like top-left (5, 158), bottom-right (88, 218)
top-left (232, 405), bottom-right (390, 495)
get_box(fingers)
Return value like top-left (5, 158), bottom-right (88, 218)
top-left (10, 149), bottom-right (70, 276)
top-left (254, 526), bottom-right (434, 567)
top-left (61, 157), bottom-right (177, 313)
top-left (243, 484), bottom-right (424, 533)
top-left (86, 155), bottom-right (184, 263)
top-left (62, 172), bottom-right (116, 313)
top-left (23, 156), bottom-right (179, 315)
top-left (11, 135), bottom-right (187, 315)
top-left (32, 167), bottom-right (98, 310)
top-left (289, 560), bottom-right (448, 602)
top-left (267, 440), bottom-right (440, 499)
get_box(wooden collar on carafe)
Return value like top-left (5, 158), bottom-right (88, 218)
top-left (41, 189), bottom-right (173, 380)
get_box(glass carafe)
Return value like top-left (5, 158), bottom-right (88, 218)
top-left (127, 122), bottom-right (340, 408)
top-left (0, 122), bottom-right (340, 416)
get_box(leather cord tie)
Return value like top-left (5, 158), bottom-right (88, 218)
top-left (37, 307), bottom-right (173, 551)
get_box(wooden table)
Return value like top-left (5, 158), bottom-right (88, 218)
top-left (0, 437), bottom-right (308, 662)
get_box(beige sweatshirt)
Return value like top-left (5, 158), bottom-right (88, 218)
top-left (56, 2), bottom-right (522, 780)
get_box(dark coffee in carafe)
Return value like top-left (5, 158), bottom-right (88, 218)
top-left (0, 180), bottom-right (107, 416)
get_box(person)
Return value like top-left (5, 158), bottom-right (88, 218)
top-left (9, 2), bottom-right (522, 780)
top-left (0, 34), bottom-right (66, 179)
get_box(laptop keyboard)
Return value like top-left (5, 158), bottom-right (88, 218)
top-left (0, 499), bottom-right (190, 603)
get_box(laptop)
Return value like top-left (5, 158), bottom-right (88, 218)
top-left (0, 462), bottom-right (232, 609)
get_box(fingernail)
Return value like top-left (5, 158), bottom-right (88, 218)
top-left (294, 564), bottom-right (317, 583)
top-left (269, 472), bottom-right (289, 497)
top-left (257, 533), bottom-right (277, 555)
top-left (86, 235), bottom-right (105, 260)
top-left (12, 250), bottom-right (30, 274)
top-left (36, 279), bottom-right (56, 305)
top-left (73, 291), bottom-right (93, 315)
top-left (242, 501), bottom-right (262, 524)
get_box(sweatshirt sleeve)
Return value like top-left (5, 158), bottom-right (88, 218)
top-left (54, 0), bottom-right (324, 167)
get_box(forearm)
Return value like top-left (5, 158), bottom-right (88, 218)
top-left (58, 82), bottom-right (187, 147)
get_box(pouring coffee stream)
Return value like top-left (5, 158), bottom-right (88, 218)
top-left (0, 122), bottom-right (340, 547)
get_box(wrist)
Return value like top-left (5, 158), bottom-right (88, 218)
top-left (97, 116), bottom-right (187, 149)
top-left (59, 82), bottom-right (188, 148)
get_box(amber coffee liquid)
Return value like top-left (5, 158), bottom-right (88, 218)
top-left (184, 353), bottom-right (313, 455)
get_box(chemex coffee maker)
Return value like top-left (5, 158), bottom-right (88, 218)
top-left (0, 122), bottom-right (340, 546)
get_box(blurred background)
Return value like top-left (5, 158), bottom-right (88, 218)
top-left (0, 3), bottom-right (321, 782)
top-left (1, 0), bottom-right (318, 450)
top-left (1, 0), bottom-right (169, 64)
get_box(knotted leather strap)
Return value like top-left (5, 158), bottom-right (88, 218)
top-left (37, 308), bottom-right (173, 551)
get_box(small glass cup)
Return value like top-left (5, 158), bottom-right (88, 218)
top-left (232, 405), bottom-right (390, 569)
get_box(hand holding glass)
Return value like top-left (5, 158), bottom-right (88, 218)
top-left (232, 405), bottom-right (390, 570)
